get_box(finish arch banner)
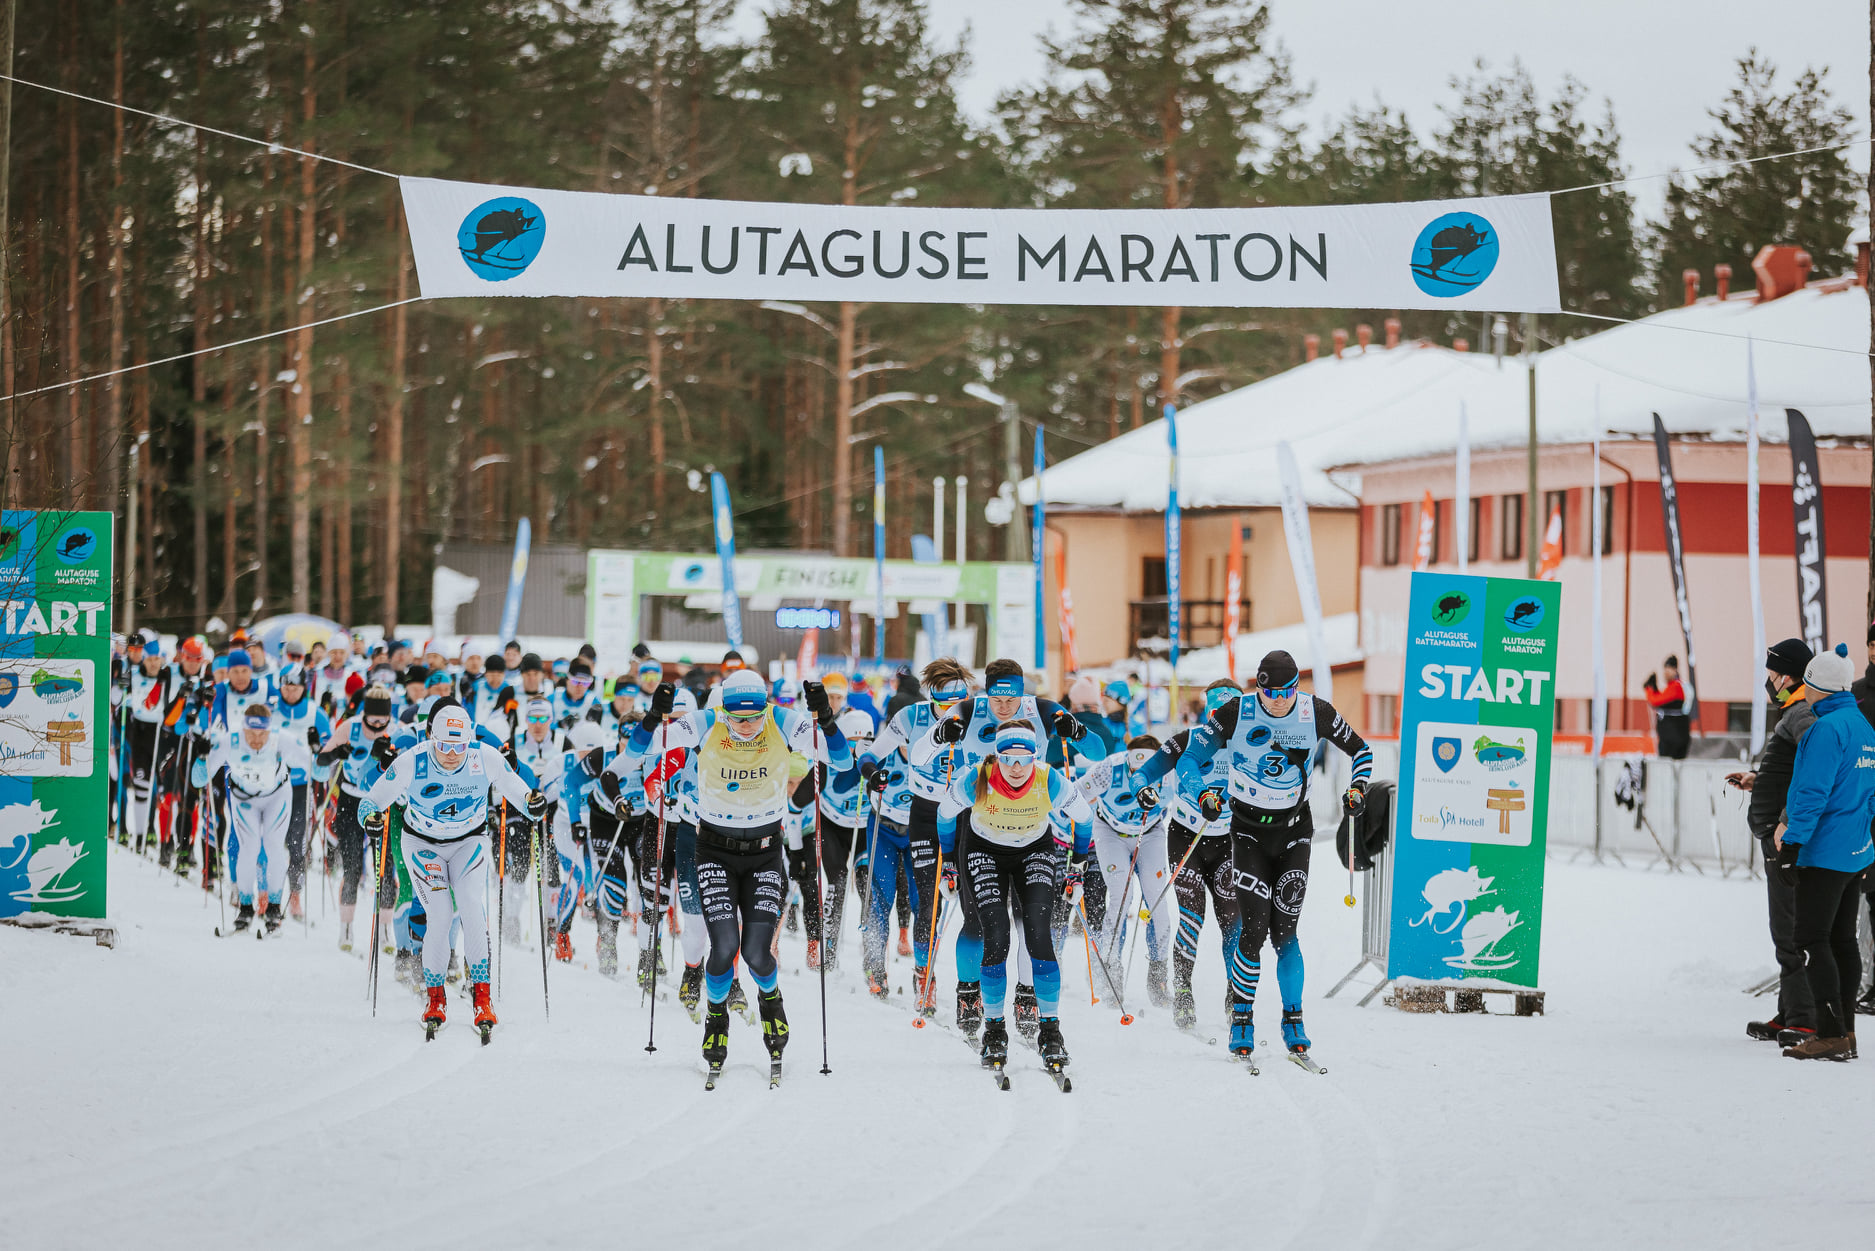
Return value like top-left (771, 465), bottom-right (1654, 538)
top-left (402, 176), bottom-right (1561, 312)
top-left (1387, 571), bottom-right (1559, 990)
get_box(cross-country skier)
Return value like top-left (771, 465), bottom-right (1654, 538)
top-left (193, 703), bottom-right (313, 934)
top-left (1141, 679), bottom-right (1243, 1032)
top-left (786, 708), bottom-right (876, 971)
top-left (1073, 734), bottom-right (1172, 1009)
top-left (857, 715), bottom-right (916, 997)
top-left (359, 704), bottom-right (542, 1041)
top-left (272, 663), bottom-right (330, 921)
top-left (163, 638), bottom-right (215, 881)
top-left (939, 721), bottom-right (1093, 1083)
top-left (619, 671), bottom-right (850, 1083)
top-left (1139, 651), bottom-right (1372, 1066)
top-left (117, 634), bottom-right (172, 848)
top-left (554, 658), bottom-right (603, 728)
top-left (313, 684), bottom-right (419, 960)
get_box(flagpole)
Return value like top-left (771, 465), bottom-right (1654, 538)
top-left (873, 445), bottom-right (886, 670)
top-left (1746, 340), bottom-right (1766, 757)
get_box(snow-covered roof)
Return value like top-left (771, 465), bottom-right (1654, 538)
top-left (1023, 281), bottom-right (1870, 510)
top-left (1176, 611), bottom-right (1363, 685)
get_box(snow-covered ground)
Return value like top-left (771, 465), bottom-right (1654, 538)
top-left (4, 840), bottom-right (1868, 1250)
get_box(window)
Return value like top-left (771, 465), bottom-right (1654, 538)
top-left (1380, 503), bottom-right (1402, 566)
top-left (1467, 497), bottom-right (1482, 563)
top-left (1142, 556), bottom-right (1167, 598)
top-left (1599, 485), bottom-right (1615, 555)
top-left (1726, 703), bottom-right (1756, 733)
top-left (1430, 499), bottom-right (1445, 564)
top-left (1499, 494), bottom-right (1523, 561)
top-left (1543, 490), bottom-right (1569, 556)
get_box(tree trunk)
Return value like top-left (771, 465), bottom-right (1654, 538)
top-left (0, 0), bottom-right (15, 509)
top-left (831, 111), bottom-right (862, 557)
top-left (255, 176), bottom-right (275, 617)
top-left (191, 29), bottom-right (209, 624)
top-left (1156, 82), bottom-right (1183, 413)
top-left (288, 23), bottom-right (317, 613)
top-left (383, 223), bottom-right (407, 638)
top-left (335, 356), bottom-right (351, 625)
top-left (104, 1), bottom-right (125, 539)
top-left (648, 295), bottom-right (665, 510)
top-left (61, 11), bottom-right (82, 509)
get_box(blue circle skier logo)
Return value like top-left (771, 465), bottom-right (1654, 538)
top-left (1503, 596), bottom-right (1545, 632)
top-left (1410, 213), bottom-right (1498, 297)
top-left (457, 196), bottom-right (546, 281)
top-left (54, 526), bottom-right (97, 565)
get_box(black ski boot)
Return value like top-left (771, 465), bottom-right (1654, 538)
top-left (263, 901), bottom-right (285, 934)
top-left (231, 902), bottom-right (256, 933)
top-left (1147, 959), bottom-right (1170, 1009)
top-left (596, 915), bottom-right (620, 979)
top-left (679, 965), bottom-right (704, 1021)
top-left (1013, 983), bottom-right (1040, 1039)
top-left (1037, 1016), bottom-right (1070, 1070)
top-left (757, 989), bottom-right (790, 1059)
top-left (1173, 986), bottom-right (1197, 1031)
top-left (980, 1017), bottom-right (1010, 1068)
top-left (636, 945), bottom-right (658, 990)
top-left (727, 978), bottom-right (753, 1024)
top-left (158, 839), bottom-right (174, 869)
top-left (956, 980), bottom-right (983, 1037)
top-left (702, 1001), bottom-right (730, 1068)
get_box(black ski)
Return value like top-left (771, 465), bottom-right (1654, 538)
top-left (985, 1062), bottom-right (1011, 1091)
top-left (769, 1058), bottom-right (783, 1089)
top-left (1285, 1048), bottom-right (1326, 1075)
top-left (477, 1023), bottom-right (494, 1046)
top-left (704, 1063), bottom-right (724, 1091)
top-left (423, 1020), bottom-right (446, 1042)
top-left (1045, 1065), bottom-right (1073, 1093)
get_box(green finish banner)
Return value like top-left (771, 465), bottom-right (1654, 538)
top-left (0, 510), bottom-right (114, 920)
top-left (1388, 572), bottom-right (1559, 988)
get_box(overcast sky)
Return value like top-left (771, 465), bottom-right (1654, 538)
top-left (733, 0), bottom-right (1869, 219)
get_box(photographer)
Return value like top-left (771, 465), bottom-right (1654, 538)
top-left (1727, 639), bottom-right (1815, 1044)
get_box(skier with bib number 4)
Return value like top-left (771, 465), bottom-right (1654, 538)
top-left (358, 705), bottom-right (542, 1043)
top-left (1139, 650), bottom-right (1372, 1072)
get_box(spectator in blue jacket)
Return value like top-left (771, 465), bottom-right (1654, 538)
top-left (1778, 643), bottom-right (1875, 1060)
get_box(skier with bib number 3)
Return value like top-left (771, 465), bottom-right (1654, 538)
top-left (358, 705), bottom-right (543, 1043)
top-left (1138, 650), bottom-right (1372, 1071)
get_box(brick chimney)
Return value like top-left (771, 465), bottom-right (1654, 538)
top-left (1384, 317), bottom-right (1401, 349)
top-left (1682, 268), bottom-right (1699, 306)
top-left (1452, 337), bottom-right (1470, 352)
top-left (1356, 323), bottom-right (1372, 352)
top-left (1304, 333), bottom-right (1320, 362)
top-left (1332, 328), bottom-right (1348, 359)
top-left (1714, 263), bottom-right (1732, 300)
top-left (1751, 245), bottom-right (1813, 302)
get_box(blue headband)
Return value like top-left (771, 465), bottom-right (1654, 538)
top-left (994, 724), bottom-right (1038, 756)
top-left (1205, 686), bottom-right (1240, 714)
top-left (243, 713), bottom-right (272, 730)
top-left (986, 675), bottom-right (1023, 698)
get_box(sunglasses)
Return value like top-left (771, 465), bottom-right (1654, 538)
top-left (1262, 682), bottom-right (1299, 699)
top-left (434, 742), bottom-right (468, 757)
top-left (724, 707), bottom-right (764, 721)
top-left (363, 717), bottom-right (390, 732)
top-left (996, 750), bottom-right (1036, 766)
top-left (568, 676), bottom-right (593, 689)
top-left (526, 714), bottom-right (552, 726)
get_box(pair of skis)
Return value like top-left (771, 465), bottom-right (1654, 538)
top-left (421, 1019), bottom-right (495, 1046)
top-left (1228, 1045), bottom-right (1328, 1076)
top-left (703, 1055), bottom-right (783, 1091)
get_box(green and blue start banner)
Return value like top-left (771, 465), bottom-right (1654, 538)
top-left (0, 509), bottom-right (113, 921)
top-left (1388, 572), bottom-right (1559, 989)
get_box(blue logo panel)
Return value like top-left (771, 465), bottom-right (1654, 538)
top-left (1410, 213), bottom-right (1498, 298)
top-left (457, 196), bottom-right (546, 281)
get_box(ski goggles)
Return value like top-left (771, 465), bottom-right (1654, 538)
top-left (362, 716), bottom-right (391, 733)
top-left (432, 740), bottom-right (469, 760)
top-left (567, 674), bottom-right (594, 693)
top-left (722, 702), bottom-right (766, 721)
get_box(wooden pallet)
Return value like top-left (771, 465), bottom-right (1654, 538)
top-left (1387, 983), bottom-right (1544, 1016)
top-left (0, 913), bottom-right (119, 948)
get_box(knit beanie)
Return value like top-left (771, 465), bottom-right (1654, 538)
top-left (1803, 643), bottom-right (1855, 695)
top-left (1765, 638), bottom-right (1814, 682)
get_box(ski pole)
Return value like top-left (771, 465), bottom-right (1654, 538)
top-left (1073, 887), bottom-right (1131, 1023)
top-left (912, 892), bottom-right (953, 1030)
top-left (809, 719), bottom-right (831, 1075)
top-left (367, 808), bottom-right (392, 1015)
top-left (535, 815), bottom-right (551, 1022)
top-left (644, 724), bottom-right (670, 1050)
top-left (496, 800), bottom-right (508, 1001)
top-left (1076, 884), bottom-right (1099, 1006)
top-left (1134, 820), bottom-right (1208, 944)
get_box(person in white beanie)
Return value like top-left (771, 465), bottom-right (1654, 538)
top-left (1776, 643), bottom-right (1875, 1060)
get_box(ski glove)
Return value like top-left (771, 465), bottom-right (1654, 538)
top-left (803, 680), bottom-right (832, 722)
top-left (1062, 863), bottom-right (1084, 895)
top-left (650, 683), bottom-right (675, 716)
top-left (1136, 784), bottom-right (1160, 811)
top-left (525, 790), bottom-right (548, 820)
top-left (932, 715), bottom-right (966, 745)
top-left (1198, 790), bottom-right (1225, 822)
top-left (307, 727), bottom-right (323, 752)
top-left (865, 766), bottom-right (891, 796)
top-left (361, 809), bottom-right (385, 837)
top-left (1777, 837), bottom-right (1800, 870)
top-left (571, 822), bottom-right (588, 846)
top-left (1343, 779), bottom-right (1368, 816)
top-left (1051, 709), bottom-right (1086, 741)
top-left (599, 771), bottom-right (623, 804)
top-left (370, 736), bottom-right (399, 767)
top-left (941, 860), bottom-right (958, 894)
top-left (190, 758), bottom-right (208, 789)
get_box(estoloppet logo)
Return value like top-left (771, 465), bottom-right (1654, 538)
top-left (457, 196), bottom-right (546, 281)
top-left (1410, 212), bottom-right (1498, 297)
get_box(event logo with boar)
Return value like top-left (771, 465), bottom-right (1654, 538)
top-left (1409, 212), bottom-right (1499, 298)
top-left (456, 196), bottom-right (546, 281)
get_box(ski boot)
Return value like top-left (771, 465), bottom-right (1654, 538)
top-left (758, 989), bottom-right (789, 1059)
top-left (158, 839), bottom-right (174, 869)
top-left (471, 982), bottom-right (497, 1044)
top-left (1037, 1016), bottom-right (1070, 1070)
top-left (1856, 987), bottom-right (1875, 1018)
top-left (897, 926), bottom-right (912, 957)
top-left (679, 965), bottom-right (704, 1021)
top-left (554, 930), bottom-right (573, 963)
top-left (1147, 960), bottom-right (1170, 1009)
top-left (727, 978), bottom-right (753, 1025)
top-left (866, 968), bottom-right (889, 1000)
top-left (806, 939), bottom-right (822, 970)
top-left (288, 889), bottom-right (304, 921)
top-left (703, 1001), bottom-right (730, 1085)
top-left (1013, 983), bottom-right (1040, 1039)
top-left (263, 901), bottom-right (285, 934)
top-left (956, 980), bottom-right (983, 1036)
top-left (1173, 986), bottom-right (1197, 1032)
top-left (785, 898), bottom-right (800, 933)
top-left (636, 945), bottom-right (658, 990)
top-left (339, 922), bottom-right (355, 953)
top-left (1746, 1017), bottom-right (1787, 1042)
top-left (1229, 999), bottom-right (1256, 1059)
top-left (422, 985), bottom-right (448, 1040)
top-left (1282, 1009), bottom-right (1311, 1053)
top-left (913, 964), bottom-right (934, 1014)
top-left (980, 1017), bottom-right (1010, 1069)
top-left (596, 915), bottom-right (620, 979)
top-left (394, 949), bottom-right (419, 990)
top-left (173, 848), bottom-right (194, 879)
top-left (231, 902), bottom-right (256, 933)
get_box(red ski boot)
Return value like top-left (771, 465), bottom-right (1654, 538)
top-left (897, 926), bottom-right (912, 957)
top-left (554, 930), bottom-right (573, 962)
top-left (471, 982), bottom-right (497, 1045)
top-left (422, 986), bottom-right (448, 1040)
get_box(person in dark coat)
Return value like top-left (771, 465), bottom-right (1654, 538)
top-left (884, 667), bottom-right (923, 721)
top-left (1728, 638), bottom-right (1816, 1042)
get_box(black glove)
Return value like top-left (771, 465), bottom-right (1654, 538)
top-left (1052, 709), bottom-right (1086, 741)
top-left (571, 822), bottom-right (588, 846)
top-left (1136, 784), bottom-right (1160, 810)
top-left (1643, 674), bottom-right (1658, 691)
top-left (1283, 746), bottom-right (1313, 768)
top-left (361, 809), bottom-right (386, 837)
top-left (370, 736), bottom-right (398, 767)
top-left (1344, 778), bottom-right (1368, 816)
top-left (1198, 790), bottom-right (1225, 822)
top-left (650, 683), bottom-right (674, 716)
top-left (599, 771), bottom-right (623, 803)
top-left (803, 680), bottom-right (831, 722)
top-left (933, 715), bottom-right (966, 745)
top-left (307, 727), bottom-right (322, 752)
top-left (1777, 837), bottom-right (1800, 870)
top-left (867, 767), bottom-right (890, 796)
top-left (557, 713), bottom-right (576, 730)
top-left (525, 790), bottom-right (548, 820)
top-left (584, 705), bottom-right (604, 724)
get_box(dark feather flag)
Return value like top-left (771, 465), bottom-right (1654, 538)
top-left (1651, 415), bottom-right (1699, 719)
top-left (1785, 409), bottom-right (1828, 656)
